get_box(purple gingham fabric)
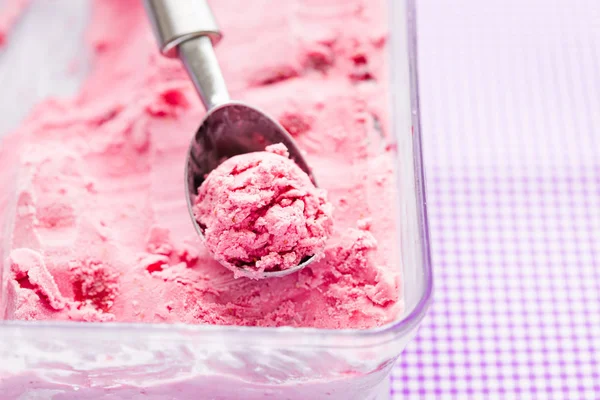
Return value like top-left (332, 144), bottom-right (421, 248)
top-left (391, 0), bottom-right (600, 398)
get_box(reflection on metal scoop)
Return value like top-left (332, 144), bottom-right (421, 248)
top-left (144, 0), bottom-right (318, 278)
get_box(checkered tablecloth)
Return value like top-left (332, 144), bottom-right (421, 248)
top-left (391, 0), bottom-right (600, 398)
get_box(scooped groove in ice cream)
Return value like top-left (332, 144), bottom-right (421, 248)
top-left (193, 144), bottom-right (333, 278)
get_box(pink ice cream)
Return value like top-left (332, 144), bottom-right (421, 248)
top-left (0, 0), bottom-right (401, 330)
top-left (194, 144), bottom-right (333, 278)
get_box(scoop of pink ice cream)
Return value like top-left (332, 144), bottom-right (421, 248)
top-left (193, 144), bottom-right (333, 278)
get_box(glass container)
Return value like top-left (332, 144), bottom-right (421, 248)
top-left (0, 0), bottom-right (432, 399)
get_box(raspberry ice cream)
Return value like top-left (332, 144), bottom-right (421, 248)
top-left (0, 0), bottom-right (401, 329)
top-left (194, 144), bottom-right (333, 278)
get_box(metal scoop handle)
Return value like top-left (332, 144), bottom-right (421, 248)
top-left (144, 0), bottom-right (230, 110)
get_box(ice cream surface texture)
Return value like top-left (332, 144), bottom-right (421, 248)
top-left (0, 0), bottom-right (402, 329)
top-left (193, 144), bottom-right (333, 278)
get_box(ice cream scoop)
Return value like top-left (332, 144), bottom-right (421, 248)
top-left (144, 0), bottom-right (320, 278)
